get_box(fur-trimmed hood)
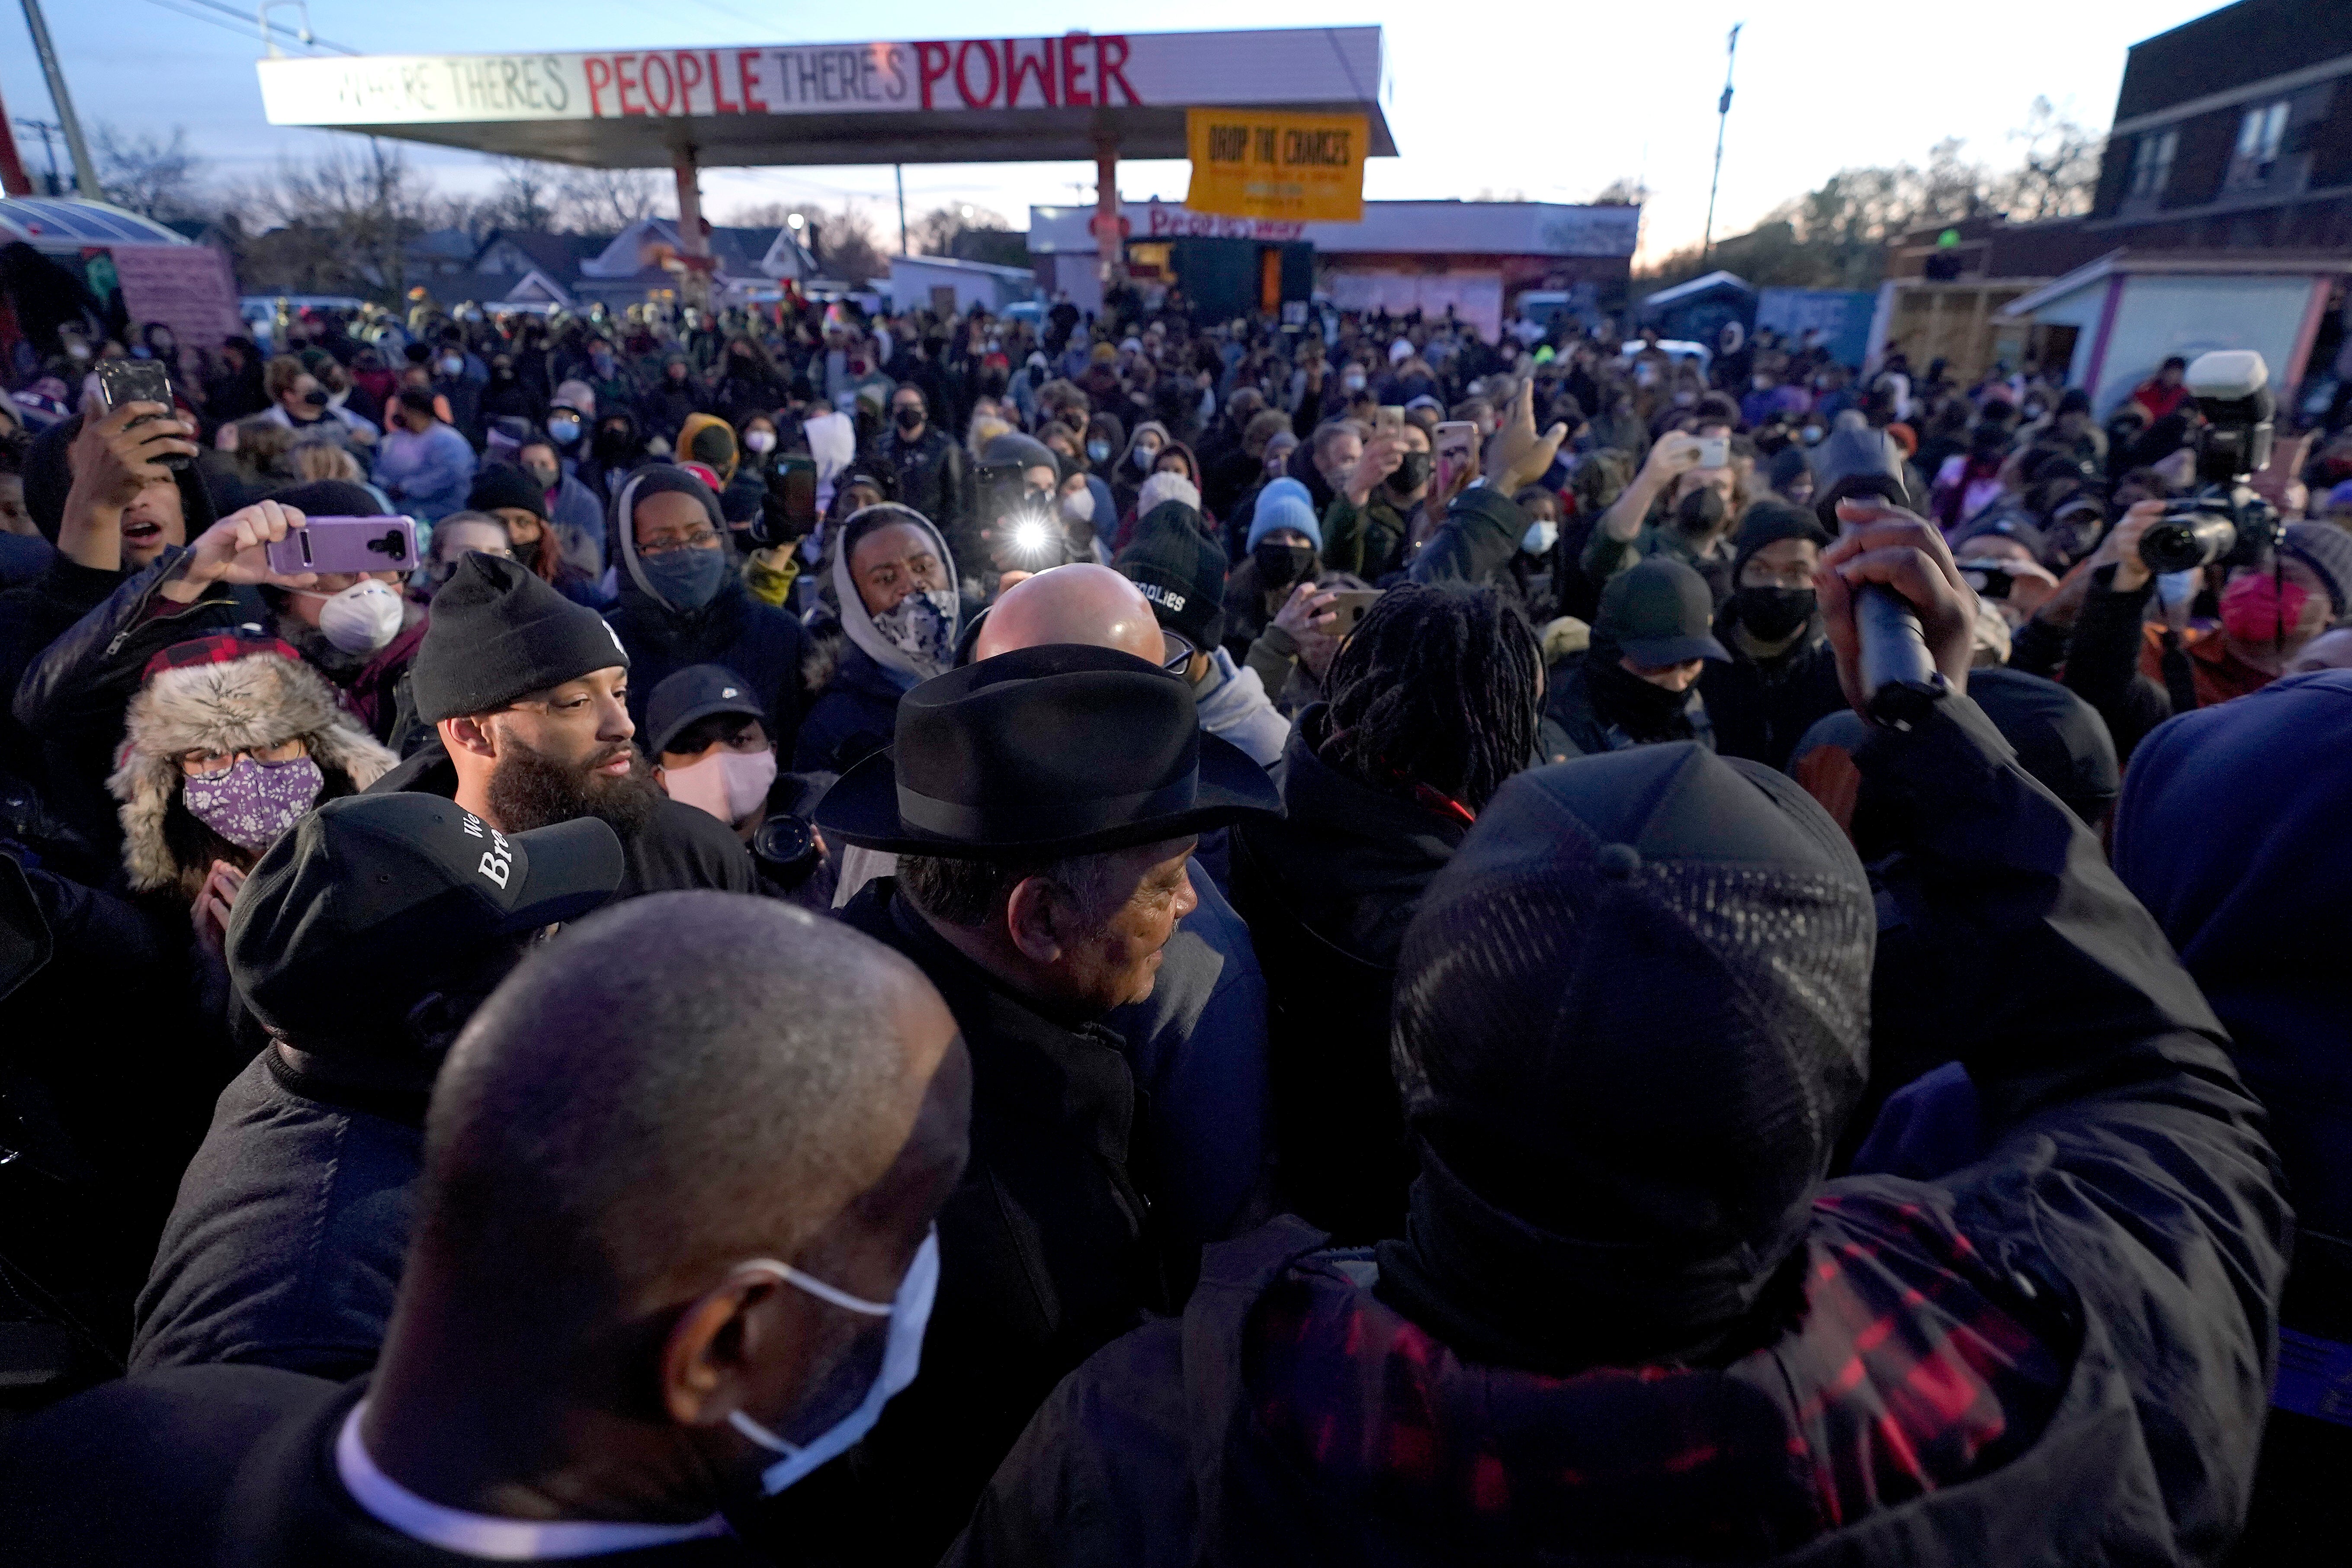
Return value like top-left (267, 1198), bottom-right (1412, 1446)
top-left (109, 652), bottom-right (398, 900)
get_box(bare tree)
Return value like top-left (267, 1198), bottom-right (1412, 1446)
top-left (1990, 97), bottom-right (2101, 221)
top-left (553, 167), bottom-right (671, 233)
top-left (227, 138), bottom-right (433, 300)
top-left (909, 202), bottom-right (1010, 257)
top-left (486, 157), bottom-right (563, 232)
top-left (93, 124), bottom-right (207, 221)
top-left (1592, 176), bottom-right (1650, 206)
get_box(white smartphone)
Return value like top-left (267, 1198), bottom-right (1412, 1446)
top-left (1695, 434), bottom-right (1730, 470)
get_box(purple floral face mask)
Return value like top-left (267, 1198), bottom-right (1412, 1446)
top-left (179, 756), bottom-right (324, 854)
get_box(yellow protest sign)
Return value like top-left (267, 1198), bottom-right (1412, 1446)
top-left (1184, 108), bottom-right (1367, 223)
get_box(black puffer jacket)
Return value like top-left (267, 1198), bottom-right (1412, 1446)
top-left (10, 548), bottom-right (263, 851)
top-left (1230, 705), bottom-right (1468, 1243)
top-left (949, 696), bottom-right (2288, 1568)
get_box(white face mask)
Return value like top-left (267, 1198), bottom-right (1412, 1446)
top-left (728, 1228), bottom-right (940, 1495)
top-left (305, 578), bottom-right (404, 655)
top-left (663, 747), bottom-right (777, 825)
top-left (1059, 487), bottom-right (1095, 525)
top-left (1522, 518), bottom-right (1559, 555)
top-left (744, 429), bottom-right (777, 454)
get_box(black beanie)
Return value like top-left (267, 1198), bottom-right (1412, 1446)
top-left (270, 478), bottom-right (379, 519)
top-left (410, 553), bottom-right (630, 722)
top-left (1731, 499), bottom-right (1832, 582)
top-left (1115, 501), bottom-right (1226, 650)
top-left (467, 462), bottom-right (546, 519)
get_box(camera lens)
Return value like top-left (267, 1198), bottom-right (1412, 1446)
top-left (2138, 512), bottom-right (2236, 575)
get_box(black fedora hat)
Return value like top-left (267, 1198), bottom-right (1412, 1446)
top-left (815, 643), bottom-right (1280, 859)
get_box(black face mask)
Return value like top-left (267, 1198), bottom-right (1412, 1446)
top-left (893, 405), bottom-right (924, 432)
top-left (1588, 654), bottom-right (1695, 737)
top-left (1732, 585), bottom-right (1816, 642)
top-left (299, 388), bottom-right (329, 410)
top-left (1254, 540), bottom-right (1315, 590)
top-left (1389, 452), bottom-right (1433, 494)
top-left (594, 426), bottom-right (635, 460)
top-left (1674, 487), bottom-right (1728, 536)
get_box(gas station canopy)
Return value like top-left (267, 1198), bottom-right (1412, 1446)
top-left (256, 27), bottom-right (1396, 168)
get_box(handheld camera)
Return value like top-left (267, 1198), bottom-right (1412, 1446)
top-left (2136, 350), bottom-right (2283, 575)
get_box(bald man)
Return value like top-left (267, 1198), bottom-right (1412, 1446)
top-left (0, 895), bottom-right (969, 1566)
top-left (972, 563), bottom-right (1168, 664)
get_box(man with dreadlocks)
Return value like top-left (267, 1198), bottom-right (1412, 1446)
top-left (1228, 582), bottom-right (1543, 1243)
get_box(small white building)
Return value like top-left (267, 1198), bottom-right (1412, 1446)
top-left (886, 253), bottom-right (1039, 317)
top-left (1998, 249), bottom-right (2352, 415)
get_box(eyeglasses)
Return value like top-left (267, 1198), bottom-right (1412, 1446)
top-left (179, 736), bottom-right (308, 778)
top-left (638, 527), bottom-right (722, 556)
top-left (1158, 629), bottom-right (1198, 672)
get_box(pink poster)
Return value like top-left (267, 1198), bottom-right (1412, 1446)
top-left (109, 245), bottom-right (244, 374)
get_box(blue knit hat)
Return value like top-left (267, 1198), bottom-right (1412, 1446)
top-left (1248, 477), bottom-right (1322, 554)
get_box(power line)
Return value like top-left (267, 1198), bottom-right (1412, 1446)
top-left (133, 0), bottom-right (363, 55)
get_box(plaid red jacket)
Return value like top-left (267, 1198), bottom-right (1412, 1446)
top-left (1244, 1190), bottom-right (2070, 1560)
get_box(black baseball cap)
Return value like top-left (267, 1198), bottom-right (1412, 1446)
top-left (227, 794), bottom-right (625, 1050)
top-left (1595, 556), bottom-right (1730, 667)
top-left (646, 664), bottom-right (767, 757)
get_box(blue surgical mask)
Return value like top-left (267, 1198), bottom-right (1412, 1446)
top-left (548, 417), bottom-right (581, 446)
top-left (1086, 439), bottom-right (1111, 463)
top-left (728, 1229), bottom-right (939, 1495)
top-left (640, 544), bottom-right (728, 611)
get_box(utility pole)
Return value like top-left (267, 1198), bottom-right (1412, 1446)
top-left (18, 0), bottom-right (102, 200)
top-left (1701, 22), bottom-right (1742, 268)
top-left (15, 117), bottom-right (61, 195)
top-left (895, 164), bottom-right (908, 256)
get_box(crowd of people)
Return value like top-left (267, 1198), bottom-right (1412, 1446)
top-left (0, 271), bottom-right (2342, 1564)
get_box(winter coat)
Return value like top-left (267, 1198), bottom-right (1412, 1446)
top-left (129, 1046), bottom-right (423, 1380)
top-left (816, 879), bottom-right (1174, 1567)
top-left (791, 504), bottom-right (965, 773)
top-left (1230, 705), bottom-right (1467, 1243)
top-left (1408, 488), bottom-right (1527, 591)
top-left (370, 422), bottom-right (476, 523)
top-left (0, 1369), bottom-right (773, 1567)
top-left (1541, 652), bottom-right (1715, 763)
top-left (10, 548), bottom-right (270, 854)
top-left (1322, 487), bottom-right (1415, 582)
top-left (876, 423), bottom-right (964, 541)
top-left (949, 695), bottom-right (2288, 1568)
top-left (1698, 608), bottom-right (1848, 773)
top-left (792, 635), bottom-right (913, 774)
top-left (603, 480), bottom-right (807, 760)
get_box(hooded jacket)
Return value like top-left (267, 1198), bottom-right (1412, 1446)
top-left (604, 466), bottom-right (806, 758)
top-left (949, 696), bottom-right (2287, 1568)
top-left (111, 649), bottom-right (396, 903)
top-left (793, 504), bottom-right (960, 773)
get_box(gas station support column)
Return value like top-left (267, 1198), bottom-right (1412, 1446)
top-left (1095, 134), bottom-right (1124, 287)
top-left (672, 145), bottom-right (712, 310)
